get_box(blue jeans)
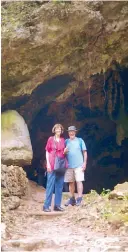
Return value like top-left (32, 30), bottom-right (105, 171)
top-left (43, 171), bottom-right (64, 209)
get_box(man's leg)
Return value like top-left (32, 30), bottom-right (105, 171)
top-left (76, 181), bottom-right (83, 198)
top-left (75, 167), bottom-right (84, 206)
top-left (64, 168), bottom-right (75, 196)
top-left (64, 169), bottom-right (76, 206)
top-left (69, 182), bottom-right (75, 197)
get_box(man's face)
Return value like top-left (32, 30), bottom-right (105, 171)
top-left (68, 130), bottom-right (76, 139)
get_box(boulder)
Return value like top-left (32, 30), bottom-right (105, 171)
top-left (1, 164), bottom-right (28, 219)
top-left (109, 182), bottom-right (128, 200)
top-left (1, 164), bottom-right (28, 197)
top-left (1, 110), bottom-right (33, 166)
top-left (2, 196), bottom-right (20, 211)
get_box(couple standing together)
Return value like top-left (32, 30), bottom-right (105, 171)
top-left (43, 123), bottom-right (87, 212)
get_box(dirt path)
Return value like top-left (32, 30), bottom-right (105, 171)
top-left (2, 181), bottom-right (128, 252)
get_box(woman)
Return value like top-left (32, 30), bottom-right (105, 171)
top-left (43, 123), bottom-right (66, 212)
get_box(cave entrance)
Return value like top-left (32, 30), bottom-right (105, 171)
top-left (27, 106), bottom-right (128, 193)
top-left (26, 68), bottom-right (128, 193)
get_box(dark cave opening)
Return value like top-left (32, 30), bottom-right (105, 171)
top-left (2, 69), bottom-right (128, 194)
top-left (26, 112), bottom-right (128, 193)
top-left (24, 68), bottom-right (128, 193)
top-left (27, 113), bottom-right (128, 193)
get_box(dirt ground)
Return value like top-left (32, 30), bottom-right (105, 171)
top-left (1, 181), bottom-right (128, 252)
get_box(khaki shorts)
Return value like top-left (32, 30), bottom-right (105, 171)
top-left (64, 167), bottom-right (84, 182)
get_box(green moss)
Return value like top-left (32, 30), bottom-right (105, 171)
top-left (83, 189), bottom-right (100, 204)
top-left (100, 196), bottom-right (128, 228)
top-left (1, 110), bottom-right (18, 130)
top-left (107, 33), bottom-right (121, 46)
top-left (106, 212), bottom-right (128, 225)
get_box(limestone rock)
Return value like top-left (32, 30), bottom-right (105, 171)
top-left (1, 2), bottom-right (128, 104)
top-left (1, 164), bottom-right (28, 197)
top-left (1, 110), bottom-right (33, 166)
top-left (1, 164), bottom-right (28, 221)
top-left (109, 182), bottom-right (128, 200)
top-left (1, 1), bottom-right (128, 195)
top-left (2, 196), bottom-right (20, 211)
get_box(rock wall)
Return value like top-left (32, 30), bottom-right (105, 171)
top-left (1, 110), bottom-right (31, 222)
top-left (1, 2), bottom-right (128, 104)
top-left (1, 164), bottom-right (28, 219)
top-left (1, 1), bottom-right (128, 192)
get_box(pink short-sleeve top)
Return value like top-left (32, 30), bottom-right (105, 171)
top-left (45, 136), bottom-right (67, 170)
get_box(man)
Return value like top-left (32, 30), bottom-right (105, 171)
top-left (64, 126), bottom-right (87, 206)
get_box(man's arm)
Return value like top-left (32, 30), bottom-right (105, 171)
top-left (82, 150), bottom-right (87, 171)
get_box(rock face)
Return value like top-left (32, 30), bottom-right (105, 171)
top-left (1, 110), bottom-right (33, 166)
top-left (1, 164), bottom-right (28, 198)
top-left (1, 164), bottom-right (28, 213)
top-left (2, 196), bottom-right (20, 211)
top-left (1, 1), bottom-right (128, 192)
top-left (109, 182), bottom-right (128, 200)
top-left (1, 164), bottom-right (28, 240)
top-left (1, 2), bottom-right (128, 104)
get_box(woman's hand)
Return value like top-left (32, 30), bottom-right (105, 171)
top-left (63, 147), bottom-right (68, 154)
top-left (47, 165), bottom-right (52, 173)
top-left (46, 151), bottom-right (52, 172)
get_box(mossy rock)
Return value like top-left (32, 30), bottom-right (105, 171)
top-left (109, 182), bottom-right (128, 200)
top-left (1, 110), bottom-right (33, 166)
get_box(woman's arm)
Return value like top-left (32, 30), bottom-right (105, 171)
top-left (46, 151), bottom-right (51, 172)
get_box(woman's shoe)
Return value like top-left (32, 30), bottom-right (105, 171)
top-left (43, 207), bottom-right (51, 212)
top-left (54, 206), bottom-right (64, 211)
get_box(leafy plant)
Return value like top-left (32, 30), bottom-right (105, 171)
top-left (101, 188), bottom-right (111, 196)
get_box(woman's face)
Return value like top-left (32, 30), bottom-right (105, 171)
top-left (55, 126), bottom-right (62, 136)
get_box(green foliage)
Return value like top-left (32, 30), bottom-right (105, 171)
top-left (83, 189), bottom-right (99, 204)
top-left (101, 194), bottom-right (128, 225)
top-left (90, 189), bottom-right (98, 196)
top-left (101, 204), bottom-right (113, 219)
top-left (123, 195), bottom-right (128, 201)
top-left (101, 188), bottom-right (111, 196)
